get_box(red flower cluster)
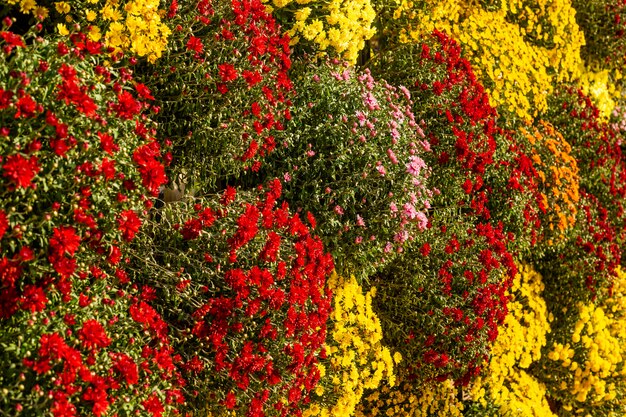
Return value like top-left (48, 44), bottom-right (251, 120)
top-left (133, 139), bottom-right (168, 196)
top-left (1, 29), bottom-right (24, 53)
top-left (0, 26), bottom-right (181, 417)
top-left (57, 63), bottom-right (98, 118)
top-left (112, 91), bottom-right (142, 120)
top-left (47, 225), bottom-right (80, 281)
top-left (414, 30), bottom-right (501, 219)
top-left (0, 28), bottom-right (170, 318)
top-left (16, 282), bottom-right (185, 417)
top-left (117, 210), bottom-right (142, 241)
top-left (2, 153), bottom-right (40, 189)
top-left (152, 0), bottom-right (293, 180)
top-left (129, 300), bottom-right (170, 341)
top-left (78, 319), bottom-right (112, 351)
top-left (134, 180), bottom-right (334, 416)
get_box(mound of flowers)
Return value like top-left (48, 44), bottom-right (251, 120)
top-left (128, 181), bottom-right (334, 417)
top-left (0, 22), bottom-right (166, 321)
top-left (0, 23), bottom-right (177, 416)
top-left (537, 87), bottom-right (626, 302)
top-left (260, 60), bottom-right (433, 279)
top-left (132, 0), bottom-right (294, 187)
top-left (366, 30), bottom-right (524, 384)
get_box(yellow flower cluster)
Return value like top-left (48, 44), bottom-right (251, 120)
top-left (354, 377), bottom-right (464, 417)
top-left (388, 0), bottom-right (587, 121)
top-left (546, 268), bottom-right (626, 413)
top-left (469, 263), bottom-right (555, 416)
top-left (498, 0), bottom-right (584, 82)
top-left (577, 68), bottom-right (623, 120)
top-left (447, 10), bottom-right (552, 120)
top-left (264, 0), bottom-right (376, 63)
top-left (548, 304), bottom-right (621, 405)
top-left (521, 120), bottom-right (580, 237)
top-left (110, 0), bottom-right (171, 62)
top-left (304, 273), bottom-right (399, 417)
top-left (1, 0), bottom-right (49, 18)
top-left (607, 267), bottom-right (626, 348)
top-left (51, 0), bottom-right (170, 63)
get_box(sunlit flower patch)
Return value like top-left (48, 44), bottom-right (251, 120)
top-left (2, 0), bottom-right (626, 416)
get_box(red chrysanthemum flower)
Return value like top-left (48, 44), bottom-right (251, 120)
top-left (142, 394), bottom-right (165, 417)
top-left (82, 379), bottom-right (109, 417)
top-left (98, 132), bottom-right (119, 155)
top-left (134, 83), bottom-right (155, 101)
top-left (0, 88), bottom-right (13, 109)
top-left (51, 391), bottom-right (77, 417)
top-left (2, 154), bottom-right (40, 188)
top-left (137, 158), bottom-right (167, 195)
top-left (111, 352), bottom-right (139, 385)
top-left (224, 392), bottom-right (237, 410)
top-left (19, 284), bottom-right (48, 312)
top-left (49, 226), bottom-right (81, 257)
top-left (78, 319), bottom-right (112, 351)
top-left (18, 246), bottom-right (34, 262)
top-left (180, 218), bottom-right (202, 240)
top-left (100, 158), bottom-right (116, 180)
top-left (48, 254), bottom-right (77, 278)
top-left (117, 210), bottom-right (142, 241)
top-left (56, 68), bottom-right (98, 117)
top-left (0, 256), bottom-right (21, 288)
top-left (113, 91), bottom-right (142, 120)
top-left (182, 355), bottom-right (204, 373)
top-left (129, 301), bottom-right (169, 340)
top-left (305, 211), bottom-right (316, 230)
top-left (168, 0), bottom-right (179, 18)
top-left (260, 231), bottom-right (281, 262)
top-left (198, 207), bottom-right (216, 227)
top-left (0, 31), bottom-right (25, 53)
top-left (186, 36), bottom-right (203, 54)
top-left (228, 204), bottom-right (260, 252)
top-left (218, 63), bottom-right (238, 82)
top-left (15, 94), bottom-right (38, 118)
top-left (132, 142), bottom-right (167, 194)
top-left (242, 70), bottom-right (262, 87)
top-left (221, 185), bottom-right (237, 206)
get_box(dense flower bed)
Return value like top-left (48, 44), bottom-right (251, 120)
top-left (2, 0), bottom-right (626, 416)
